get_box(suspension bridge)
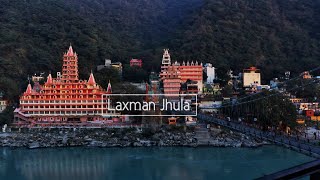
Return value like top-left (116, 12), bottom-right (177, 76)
top-left (171, 110), bottom-right (320, 179)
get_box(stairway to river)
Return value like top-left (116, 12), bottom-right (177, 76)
top-left (194, 123), bottom-right (211, 145)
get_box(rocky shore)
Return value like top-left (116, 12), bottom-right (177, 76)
top-left (0, 126), bottom-right (268, 149)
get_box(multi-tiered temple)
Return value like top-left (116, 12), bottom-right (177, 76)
top-left (159, 49), bottom-right (203, 95)
top-left (14, 46), bottom-right (116, 126)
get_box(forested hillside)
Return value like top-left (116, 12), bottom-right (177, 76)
top-left (0, 0), bottom-right (202, 100)
top-left (169, 0), bottom-right (320, 81)
top-left (0, 0), bottom-right (320, 100)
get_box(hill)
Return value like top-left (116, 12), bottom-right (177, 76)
top-left (0, 0), bottom-right (202, 100)
top-left (0, 0), bottom-right (320, 100)
top-left (168, 0), bottom-right (320, 81)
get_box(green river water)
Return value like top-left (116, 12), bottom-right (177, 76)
top-left (0, 145), bottom-right (314, 180)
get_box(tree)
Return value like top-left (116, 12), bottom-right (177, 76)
top-left (223, 90), bottom-right (297, 131)
top-left (0, 105), bottom-right (14, 125)
top-left (95, 67), bottom-right (121, 89)
top-left (286, 78), bottom-right (320, 101)
top-left (221, 84), bottom-right (233, 97)
top-left (123, 65), bottom-right (148, 83)
top-left (0, 77), bottom-right (20, 102)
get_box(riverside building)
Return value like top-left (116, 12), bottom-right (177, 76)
top-left (14, 46), bottom-right (116, 126)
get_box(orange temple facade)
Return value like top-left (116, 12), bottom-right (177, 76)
top-left (14, 46), bottom-right (117, 126)
top-left (162, 65), bottom-right (181, 95)
top-left (159, 49), bottom-right (203, 94)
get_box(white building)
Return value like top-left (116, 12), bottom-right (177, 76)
top-left (96, 59), bottom-right (122, 76)
top-left (31, 72), bottom-right (45, 82)
top-left (243, 67), bottom-right (261, 87)
top-left (204, 63), bottom-right (215, 84)
top-left (105, 59), bottom-right (112, 66)
top-left (0, 100), bottom-right (8, 113)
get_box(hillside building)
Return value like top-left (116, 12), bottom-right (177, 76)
top-left (97, 59), bottom-right (122, 73)
top-left (130, 59), bottom-right (142, 67)
top-left (162, 65), bottom-right (181, 96)
top-left (302, 71), bottom-right (312, 79)
top-left (159, 49), bottom-right (203, 94)
top-left (145, 72), bottom-right (160, 103)
top-left (204, 63), bottom-right (215, 84)
top-left (243, 67), bottom-right (261, 87)
top-left (31, 73), bottom-right (45, 82)
top-left (180, 80), bottom-right (199, 94)
top-left (0, 99), bottom-right (7, 113)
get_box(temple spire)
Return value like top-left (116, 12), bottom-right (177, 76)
top-left (162, 49), bottom-right (171, 66)
top-left (46, 73), bottom-right (53, 84)
top-left (61, 45), bottom-right (79, 82)
top-left (67, 44), bottom-right (74, 56)
top-left (88, 72), bottom-right (96, 85)
top-left (107, 80), bottom-right (112, 93)
top-left (25, 83), bottom-right (32, 94)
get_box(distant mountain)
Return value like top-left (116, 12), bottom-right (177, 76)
top-left (0, 0), bottom-right (320, 99)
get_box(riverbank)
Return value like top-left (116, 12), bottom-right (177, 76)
top-left (0, 126), bottom-right (268, 148)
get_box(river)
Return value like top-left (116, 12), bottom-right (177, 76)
top-left (0, 145), bottom-right (314, 180)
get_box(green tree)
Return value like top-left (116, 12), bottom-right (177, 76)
top-left (0, 105), bottom-right (14, 125)
top-left (123, 65), bottom-right (148, 83)
top-left (223, 91), bottom-right (297, 131)
top-left (0, 77), bottom-right (19, 102)
top-left (221, 84), bottom-right (233, 97)
top-left (95, 67), bottom-right (121, 89)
